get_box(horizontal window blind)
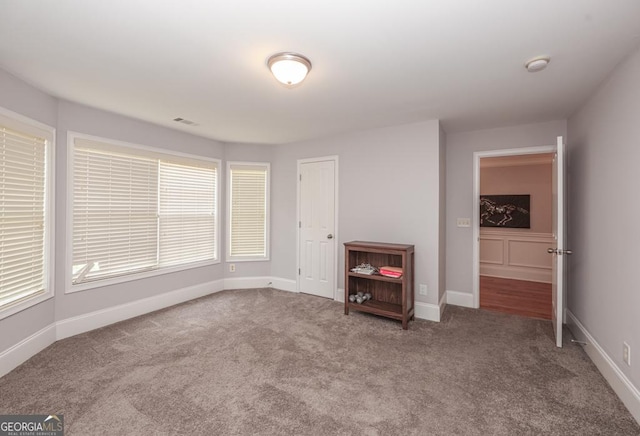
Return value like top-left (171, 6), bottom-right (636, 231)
top-left (229, 164), bottom-right (267, 258)
top-left (71, 136), bottom-right (218, 286)
top-left (159, 161), bottom-right (217, 267)
top-left (0, 125), bottom-right (47, 308)
top-left (72, 147), bottom-right (158, 283)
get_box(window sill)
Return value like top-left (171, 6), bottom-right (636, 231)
top-left (225, 257), bottom-right (270, 263)
top-left (0, 290), bottom-right (54, 321)
top-left (66, 258), bottom-right (221, 294)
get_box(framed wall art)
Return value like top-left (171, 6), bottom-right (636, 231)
top-left (480, 194), bottom-right (530, 228)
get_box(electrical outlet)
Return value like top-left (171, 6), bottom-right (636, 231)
top-left (419, 284), bottom-right (428, 296)
top-left (623, 342), bottom-right (631, 366)
top-left (229, 264), bottom-right (236, 273)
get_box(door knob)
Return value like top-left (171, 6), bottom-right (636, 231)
top-left (327, 234), bottom-right (333, 239)
top-left (548, 248), bottom-right (573, 255)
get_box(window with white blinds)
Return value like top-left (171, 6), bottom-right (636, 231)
top-left (72, 147), bottom-right (159, 283)
top-left (71, 136), bottom-right (218, 288)
top-left (0, 116), bottom-right (53, 316)
top-left (159, 161), bottom-right (216, 267)
top-left (227, 162), bottom-right (269, 260)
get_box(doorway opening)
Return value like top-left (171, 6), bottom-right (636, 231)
top-left (472, 147), bottom-right (555, 320)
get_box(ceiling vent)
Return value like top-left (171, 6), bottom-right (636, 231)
top-left (173, 117), bottom-right (198, 126)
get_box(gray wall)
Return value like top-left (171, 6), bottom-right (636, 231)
top-left (445, 120), bottom-right (567, 296)
top-left (55, 101), bottom-right (226, 320)
top-left (480, 163), bottom-right (552, 233)
top-left (438, 124), bottom-right (447, 301)
top-left (0, 69), bottom-right (58, 352)
top-left (0, 69), bottom-right (232, 355)
top-left (567, 45), bottom-right (640, 390)
top-left (271, 120), bottom-right (445, 306)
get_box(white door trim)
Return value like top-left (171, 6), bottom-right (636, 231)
top-left (472, 145), bottom-right (555, 308)
top-left (296, 155), bottom-right (339, 299)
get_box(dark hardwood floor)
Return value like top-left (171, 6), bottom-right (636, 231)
top-left (480, 275), bottom-right (552, 320)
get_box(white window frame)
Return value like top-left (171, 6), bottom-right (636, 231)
top-left (0, 107), bottom-right (55, 320)
top-left (226, 161), bottom-right (270, 262)
top-left (66, 132), bottom-right (220, 294)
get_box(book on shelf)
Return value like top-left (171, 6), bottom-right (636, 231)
top-left (379, 266), bottom-right (403, 278)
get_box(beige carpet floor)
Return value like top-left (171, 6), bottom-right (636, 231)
top-left (0, 288), bottom-right (638, 435)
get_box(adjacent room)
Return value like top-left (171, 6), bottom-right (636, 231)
top-left (479, 153), bottom-right (555, 320)
top-left (0, 1), bottom-right (639, 434)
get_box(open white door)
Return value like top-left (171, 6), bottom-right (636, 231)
top-left (550, 136), bottom-right (566, 348)
top-left (298, 158), bottom-right (336, 299)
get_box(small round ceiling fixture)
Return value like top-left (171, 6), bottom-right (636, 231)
top-left (525, 56), bottom-right (550, 73)
top-left (267, 52), bottom-right (312, 86)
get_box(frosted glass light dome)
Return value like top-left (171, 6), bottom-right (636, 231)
top-left (267, 53), bottom-right (312, 86)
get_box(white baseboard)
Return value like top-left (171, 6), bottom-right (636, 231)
top-left (269, 277), bottom-right (297, 293)
top-left (446, 290), bottom-right (474, 308)
top-left (480, 266), bottom-right (551, 283)
top-left (566, 310), bottom-right (640, 423)
top-left (56, 279), bottom-right (224, 340)
top-left (335, 288), bottom-right (345, 303)
top-left (0, 324), bottom-right (57, 378)
top-left (224, 276), bottom-right (273, 290)
top-left (415, 293), bottom-right (446, 322)
top-left (224, 276), bottom-right (297, 293)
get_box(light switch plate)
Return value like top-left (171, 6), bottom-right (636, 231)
top-left (457, 218), bottom-right (471, 228)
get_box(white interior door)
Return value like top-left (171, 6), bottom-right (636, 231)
top-left (551, 136), bottom-right (566, 348)
top-left (298, 159), bottom-right (336, 299)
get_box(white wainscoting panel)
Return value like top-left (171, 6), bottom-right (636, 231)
top-left (479, 238), bottom-right (504, 264)
top-left (480, 230), bottom-right (554, 283)
top-left (508, 240), bottom-right (552, 269)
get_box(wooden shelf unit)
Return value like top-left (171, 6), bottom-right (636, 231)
top-left (344, 241), bottom-right (415, 329)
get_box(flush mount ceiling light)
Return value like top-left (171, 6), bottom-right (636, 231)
top-left (525, 56), bottom-right (550, 72)
top-left (267, 52), bottom-right (312, 86)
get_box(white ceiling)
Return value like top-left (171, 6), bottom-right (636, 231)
top-left (1, 1), bottom-right (639, 145)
